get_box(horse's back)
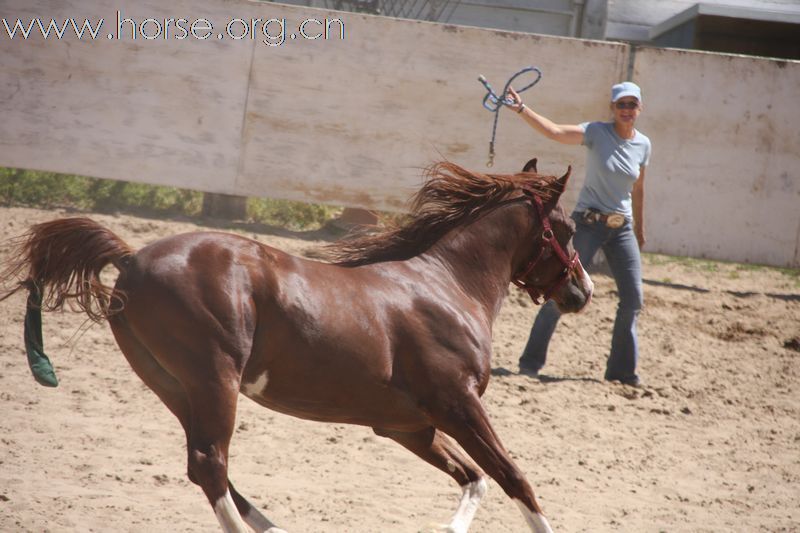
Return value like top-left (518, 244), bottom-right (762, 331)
top-left (126, 230), bottom-right (268, 277)
top-left (110, 232), bottom-right (284, 372)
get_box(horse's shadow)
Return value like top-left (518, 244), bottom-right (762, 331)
top-left (491, 367), bottom-right (602, 384)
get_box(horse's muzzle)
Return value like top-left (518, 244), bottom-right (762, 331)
top-left (553, 260), bottom-right (593, 313)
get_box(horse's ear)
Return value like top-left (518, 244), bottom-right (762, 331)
top-left (522, 158), bottom-right (538, 173)
top-left (544, 166), bottom-right (571, 209)
top-left (556, 165), bottom-right (572, 193)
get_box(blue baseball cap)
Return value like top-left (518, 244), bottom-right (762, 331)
top-left (611, 81), bottom-right (642, 102)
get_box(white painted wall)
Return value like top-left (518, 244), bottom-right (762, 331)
top-left (0, 0), bottom-right (626, 211)
top-left (633, 47), bottom-right (800, 267)
top-left (235, 11), bottom-right (626, 210)
top-left (0, 0), bottom-right (253, 194)
top-left (0, 0), bottom-right (797, 266)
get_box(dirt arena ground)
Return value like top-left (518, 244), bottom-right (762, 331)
top-left (1, 206), bottom-right (798, 532)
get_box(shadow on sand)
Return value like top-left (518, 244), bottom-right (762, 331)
top-left (491, 367), bottom-right (602, 384)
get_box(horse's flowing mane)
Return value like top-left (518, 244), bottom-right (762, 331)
top-left (328, 161), bottom-right (562, 267)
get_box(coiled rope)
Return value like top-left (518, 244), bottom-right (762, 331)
top-left (477, 66), bottom-right (542, 167)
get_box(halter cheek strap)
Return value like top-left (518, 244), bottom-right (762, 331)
top-left (511, 194), bottom-right (581, 304)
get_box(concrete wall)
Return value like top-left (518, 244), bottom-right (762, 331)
top-left (633, 47), bottom-right (800, 267)
top-left (0, 0), bottom-right (798, 266)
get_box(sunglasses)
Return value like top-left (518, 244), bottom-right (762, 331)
top-left (614, 100), bottom-right (640, 110)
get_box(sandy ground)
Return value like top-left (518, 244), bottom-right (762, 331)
top-left (0, 206), bottom-right (798, 533)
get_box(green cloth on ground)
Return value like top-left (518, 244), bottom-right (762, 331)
top-left (24, 286), bottom-right (58, 387)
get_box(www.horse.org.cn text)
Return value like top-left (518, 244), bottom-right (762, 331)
top-left (2, 11), bottom-right (346, 47)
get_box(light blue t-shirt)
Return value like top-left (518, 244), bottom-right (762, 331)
top-left (574, 121), bottom-right (651, 218)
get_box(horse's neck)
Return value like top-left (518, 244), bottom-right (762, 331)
top-left (425, 203), bottom-right (533, 319)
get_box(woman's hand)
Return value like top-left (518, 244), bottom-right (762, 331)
top-left (635, 228), bottom-right (646, 249)
top-left (505, 87), bottom-right (524, 112)
top-left (632, 167), bottom-right (646, 249)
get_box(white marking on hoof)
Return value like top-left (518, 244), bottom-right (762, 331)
top-left (244, 506), bottom-right (287, 533)
top-left (514, 499), bottom-right (554, 533)
top-left (213, 490), bottom-right (249, 533)
top-left (444, 478), bottom-right (488, 533)
top-left (241, 371), bottom-right (269, 397)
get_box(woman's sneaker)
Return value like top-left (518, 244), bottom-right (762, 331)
top-left (604, 372), bottom-right (641, 387)
top-left (518, 359), bottom-right (542, 377)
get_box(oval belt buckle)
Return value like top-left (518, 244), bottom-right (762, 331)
top-left (606, 213), bottom-right (625, 229)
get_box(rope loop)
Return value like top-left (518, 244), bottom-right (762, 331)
top-left (477, 67), bottom-right (542, 167)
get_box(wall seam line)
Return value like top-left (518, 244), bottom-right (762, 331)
top-left (234, 34), bottom-right (259, 193)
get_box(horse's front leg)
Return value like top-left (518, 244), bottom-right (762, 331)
top-left (430, 391), bottom-right (554, 533)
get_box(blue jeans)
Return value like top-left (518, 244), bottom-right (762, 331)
top-left (519, 212), bottom-right (643, 380)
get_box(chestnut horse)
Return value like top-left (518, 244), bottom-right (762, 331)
top-left (1, 161), bottom-right (592, 533)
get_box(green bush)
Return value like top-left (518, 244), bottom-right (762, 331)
top-left (0, 168), bottom-right (339, 230)
top-left (247, 197), bottom-right (340, 230)
top-left (0, 168), bottom-right (95, 209)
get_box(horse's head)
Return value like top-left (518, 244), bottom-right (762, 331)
top-left (512, 165), bottom-right (593, 313)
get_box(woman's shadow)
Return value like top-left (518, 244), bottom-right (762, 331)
top-left (491, 367), bottom-right (602, 384)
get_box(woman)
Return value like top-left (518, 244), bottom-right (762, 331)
top-left (506, 81), bottom-right (651, 387)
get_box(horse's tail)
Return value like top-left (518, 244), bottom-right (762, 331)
top-left (0, 217), bottom-right (135, 322)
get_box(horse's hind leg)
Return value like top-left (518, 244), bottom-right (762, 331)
top-left (179, 366), bottom-right (252, 533)
top-left (374, 426), bottom-right (487, 533)
top-left (181, 354), bottom-right (287, 532)
top-left (109, 316), bottom-right (191, 432)
top-left (430, 393), bottom-right (553, 533)
top-left (109, 315), bottom-right (282, 533)
top-left (112, 321), bottom-right (241, 528)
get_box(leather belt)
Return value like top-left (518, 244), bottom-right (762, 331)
top-left (581, 209), bottom-right (626, 229)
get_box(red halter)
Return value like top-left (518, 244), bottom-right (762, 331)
top-left (511, 193), bottom-right (581, 304)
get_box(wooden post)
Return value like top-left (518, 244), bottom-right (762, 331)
top-left (201, 193), bottom-right (247, 220)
